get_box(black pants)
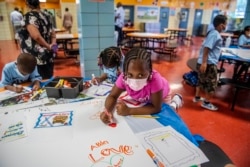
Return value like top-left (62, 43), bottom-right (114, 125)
top-left (115, 25), bottom-right (123, 45)
top-left (37, 62), bottom-right (54, 79)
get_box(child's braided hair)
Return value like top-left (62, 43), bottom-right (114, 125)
top-left (123, 48), bottom-right (152, 74)
top-left (98, 46), bottom-right (122, 69)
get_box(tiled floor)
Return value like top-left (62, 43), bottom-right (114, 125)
top-left (0, 38), bottom-right (249, 167)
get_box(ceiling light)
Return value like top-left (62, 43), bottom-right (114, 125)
top-left (39, 0), bottom-right (46, 2)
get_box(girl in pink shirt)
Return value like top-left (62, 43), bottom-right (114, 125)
top-left (100, 48), bottom-right (183, 124)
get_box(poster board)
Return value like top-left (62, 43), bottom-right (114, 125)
top-left (0, 99), bottom-right (156, 167)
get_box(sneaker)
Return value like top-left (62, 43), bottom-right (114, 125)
top-left (201, 102), bottom-right (218, 111)
top-left (171, 93), bottom-right (184, 109)
top-left (193, 96), bottom-right (205, 102)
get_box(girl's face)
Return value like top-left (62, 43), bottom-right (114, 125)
top-left (126, 59), bottom-right (149, 79)
top-left (245, 29), bottom-right (250, 38)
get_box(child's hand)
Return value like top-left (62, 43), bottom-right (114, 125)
top-left (32, 81), bottom-right (41, 91)
top-left (100, 110), bottom-right (113, 124)
top-left (91, 77), bottom-right (101, 85)
top-left (116, 100), bottom-right (130, 116)
top-left (14, 85), bottom-right (23, 93)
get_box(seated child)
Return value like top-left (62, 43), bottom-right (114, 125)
top-left (92, 46), bottom-right (123, 84)
top-left (124, 19), bottom-right (134, 27)
top-left (238, 25), bottom-right (250, 49)
top-left (0, 53), bottom-right (42, 93)
top-left (100, 48), bottom-right (183, 124)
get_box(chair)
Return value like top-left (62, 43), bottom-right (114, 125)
top-left (219, 78), bottom-right (250, 111)
top-left (186, 58), bottom-right (198, 72)
top-left (199, 140), bottom-right (235, 167)
top-left (64, 39), bottom-right (80, 64)
top-left (154, 42), bottom-right (178, 61)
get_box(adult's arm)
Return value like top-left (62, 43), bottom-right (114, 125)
top-left (26, 24), bottom-right (51, 50)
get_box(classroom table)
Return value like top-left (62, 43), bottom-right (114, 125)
top-left (126, 32), bottom-right (169, 50)
top-left (0, 81), bottom-right (235, 167)
top-left (56, 33), bottom-right (79, 50)
top-left (219, 47), bottom-right (250, 110)
top-left (54, 28), bottom-right (67, 33)
top-left (122, 27), bottom-right (140, 39)
top-left (165, 28), bottom-right (188, 41)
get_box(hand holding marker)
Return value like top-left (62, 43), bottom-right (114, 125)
top-left (92, 74), bottom-right (99, 85)
top-left (104, 109), bottom-right (116, 127)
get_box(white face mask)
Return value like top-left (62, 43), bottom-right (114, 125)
top-left (126, 78), bottom-right (148, 91)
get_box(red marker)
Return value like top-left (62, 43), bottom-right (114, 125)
top-left (104, 110), bottom-right (116, 128)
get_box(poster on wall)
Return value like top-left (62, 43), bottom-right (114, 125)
top-left (136, 6), bottom-right (159, 22)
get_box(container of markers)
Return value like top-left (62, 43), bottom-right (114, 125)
top-left (45, 76), bottom-right (84, 98)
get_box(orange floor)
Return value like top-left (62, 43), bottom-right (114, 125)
top-left (0, 39), bottom-right (249, 167)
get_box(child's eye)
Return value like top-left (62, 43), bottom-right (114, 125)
top-left (127, 74), bottom-right (132, 78)
top-left (138, 74), bottom-right (143, 78)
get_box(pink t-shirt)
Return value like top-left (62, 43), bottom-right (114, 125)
top-left (115, 70), bottom-right (170, 103)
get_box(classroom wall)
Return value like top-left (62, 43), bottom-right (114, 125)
top-left (115, 0), bottom-right (240, 35)
top-left (0, 2), bottom-right (12, 40)
top-left (115, 0), bottom-right (233, 10)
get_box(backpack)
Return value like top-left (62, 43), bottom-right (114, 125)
top-left (183, 71), bottom-right (198, 87)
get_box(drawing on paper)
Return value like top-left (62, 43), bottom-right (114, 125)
top-left (0, 121), bottom-right (27, 142)
top-left (0, 88), bottom-right (46, 107)
top-left (137, 126), bottom-right (209, 167)
top-left (34, 111), bottom-right (73, 128)
top-left (88, 139), bottom-right (135, 167)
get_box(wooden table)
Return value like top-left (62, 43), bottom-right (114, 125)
top-left (56, 34), bottom-right (79, 50)
top-left (54, 28), bottom-right (67, 33)
top-left (122, 27), bottom-right (140, 38)
top-left (126, 32), bottom-right (169, 50)
top-left (165, 28), bottom-right (188, 41)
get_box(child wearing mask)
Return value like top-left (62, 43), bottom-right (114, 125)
top-left (193, 14), bottom-right (228, 111)
top-left (92, 46), bottom-right (123, 84)
top-left (100, 48), bottom-right (183, 124)
top-left (0, 53), bottom-right (41, 93)
top-left (238, 25), bottom-right (250, 49)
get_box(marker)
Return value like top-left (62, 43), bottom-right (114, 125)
top-left (146, 149), bottom-right (165, 167)
top-left (91, 74), bottom-right (99, 85)
top-left (30, 89), bottom-right (45, 100)
top-left (104, 109), bottom-right (116, 127)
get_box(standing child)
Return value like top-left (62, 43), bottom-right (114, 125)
top-left (100, 48), bottom-right (183, 124)
top-left (193, 14), bottom-right (227, 111)
top-left (92, 46), bottom-right (123, 84)
top-left (0, 53), bottom-right (42, 93)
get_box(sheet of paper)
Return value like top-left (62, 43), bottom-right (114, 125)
top-left (137, 126), bottom-right (209, 167)
top-left (0, 87), bottom-right (31, 101)
top-left (0, 112), bottom-right (28, 143)
top-left (125, 115), bottom-right (163, 133)
top-left (0, 99), bottom-right (156, 167)
top-left (83, 82), bottom-right (113, 98)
